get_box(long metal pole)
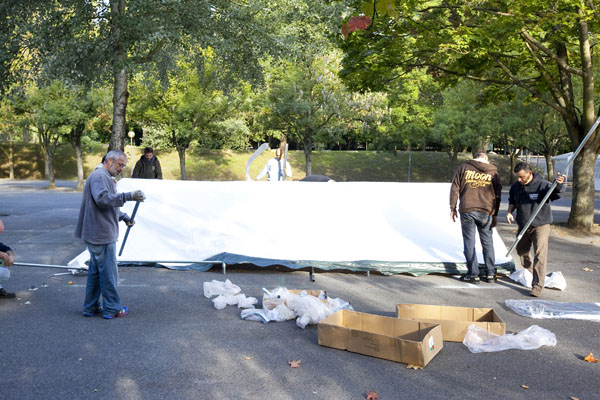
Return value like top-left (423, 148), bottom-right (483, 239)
top-left (505, 114), bottom-right (600, 257)
top-left (14, 262), bottom-right (86, 270)
top-left (118, 201), bottom-right (140, 256)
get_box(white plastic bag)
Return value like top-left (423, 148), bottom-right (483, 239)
top-left (544, 271), bottom-right (567, 290)
top-left (463, 324), bottom-right (557, 353)
top-left (509, 269), bottom-right (532, 288)
top-left (509, 269), bottom-right (566, 291)
top-left (203, 279), bottom-right (241, 298)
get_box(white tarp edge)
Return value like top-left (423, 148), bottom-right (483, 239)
top-left (69, 179), bottom-right (513, 271)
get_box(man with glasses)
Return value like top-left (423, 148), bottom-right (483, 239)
top-left (75, 150), bottom-right (146, 319)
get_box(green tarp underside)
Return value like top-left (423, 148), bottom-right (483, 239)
top-left (121, 253), bottom-right (516, 277)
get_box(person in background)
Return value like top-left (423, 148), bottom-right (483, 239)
top-left (506, 162), bottom-right (565, 297)
top-left (257, 148), bottom-right (292, 181)
top-left (0, 219), bottom-right (16, 299)
top-left (132, 147), bottom-right (162, 179)
top-left (450, 152), bottom-right (502, 284)
top-left (75, 150), bottom-right (146, 319)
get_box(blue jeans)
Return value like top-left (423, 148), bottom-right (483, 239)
top-left (83, 242), bottom-right (121, 316)
top-left (460, 211), bottom-right (495, 277)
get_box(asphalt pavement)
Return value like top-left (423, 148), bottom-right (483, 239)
top-left (0, 179), bottom-right (599, 400)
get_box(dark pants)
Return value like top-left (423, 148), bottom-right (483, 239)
top-left (460, 211), bottom-right (495, 277)
top-left (516, 224), bottom-right (550, 290)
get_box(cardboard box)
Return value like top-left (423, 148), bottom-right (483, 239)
top-left (262, 289), bottom-right (327, 310)
top-left (318, 310), bottom-right (443, 367)
top-left (396, 304), bottom-right (506, 343)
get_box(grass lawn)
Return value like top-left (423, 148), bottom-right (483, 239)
top-left (1, 143), bottom-right (515, 184)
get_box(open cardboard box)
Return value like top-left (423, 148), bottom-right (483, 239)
top-left (262, 289), bottom-right (327, 310)
top-left (318, 310), bottom-right (443, 367)
top-left (396, 304), bottom-right (506, 343)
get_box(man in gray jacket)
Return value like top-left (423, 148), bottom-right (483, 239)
top-left (75, 150), bottom-right (146, 319)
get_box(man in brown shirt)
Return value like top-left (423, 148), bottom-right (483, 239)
top-left (450, 152), bottom-right (502, 283)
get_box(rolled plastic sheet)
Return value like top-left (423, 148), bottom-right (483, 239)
top-left (505, 299), bottom-right (600, 322)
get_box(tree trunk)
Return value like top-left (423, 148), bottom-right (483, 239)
top-left (567, 15), bottom-right (599, 230)
top-left (303, 137), bottom-right (313, 176)
top-left (544, 154), bottom-right (554, 180)
top-left (74, 144), bottom-right (84, 190)
top-left (568, 147), bottom-right (596, 228)
top-left (8, 139), bottom-right (14, 180)
top-left (109, 0), bottom-right (127, 152)
top-left (177, 145), bottom-right (187, 180)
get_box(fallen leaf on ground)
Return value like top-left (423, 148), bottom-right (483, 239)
top-left (521, 384), bottom-right (529, 390)
top-left (366, 390), bottom-right (379, 400)
top-left (243, 356), bottom-right (253, 360)
top-left (584, 353), bottom-right (599, 363)
top-left (288, 360), bottom-right (301, 368)
top-left (407, 364), bottom-right (423, 370)
top-left (570, 397), bottom-right (580, 400)
top-left (583, 267), bottom-right (594, 272)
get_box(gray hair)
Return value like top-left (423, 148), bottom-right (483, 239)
top-left (473, 152), bottom-right (488, 161)
top-left (104, 150), bottom-right (126, 164)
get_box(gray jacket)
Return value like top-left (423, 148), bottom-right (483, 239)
top-left (75, 168), bottom-right (132, 245)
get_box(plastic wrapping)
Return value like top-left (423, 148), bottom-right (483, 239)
top-left (506, 299), bottom-right (600, 322)
top-left (212, 294), bottom-right (257, 310)
top-left (240, 303), bottom-right (296, 323)
top-left (463, 324), bottom-right (557, 353)
top-left (241, 287), bottom-right (353, 328)
top-left (508, 270), bottom-right (566, 290)
top-left (203, 279), bottom-right (241, 298)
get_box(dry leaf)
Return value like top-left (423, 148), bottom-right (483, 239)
top-left (407, 364), bottom-right (423, 370)
top-left (243, 356), bottom-right (253, 360)
top-left (366, 390), bottom-right (379, 400)
top-left (288, 360), bottom-right (301, 368)
top-left (521, 384), bottom-right (529, 390)
top-left (570, 397), bottom-right (580, 400)
top-left (583, 267), bottom-right (594, 272)
top-left (584, 352), bottom-right (599, 363)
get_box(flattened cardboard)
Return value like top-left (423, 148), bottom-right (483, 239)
top-left (396, 304), bottom-right (506, 342)
top-left (318, 310), bottom-right (443, 367)
top-left (262, 289), bottom-right (327, 310)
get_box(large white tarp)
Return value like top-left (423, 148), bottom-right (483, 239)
top-left (69, 179), bottom-right (514, 275)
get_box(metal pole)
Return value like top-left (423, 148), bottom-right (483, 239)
top-left (505, 114), bottom-right (600, 257)
top-left (118, 201), bottom-right (140, 256)
top-left (14, 262), bottom-right (86, 270)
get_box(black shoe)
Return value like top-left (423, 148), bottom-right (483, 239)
top-left (0, 288), bottom-right (16, 299)
top-left (460, 275), bottom-right (480, 284)
top-left (483, 275), bottom-right (497, 283)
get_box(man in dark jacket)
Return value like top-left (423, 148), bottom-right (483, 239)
top-left (506, 162), bottom-right (565, 297)
top-left (132, 147), bottom-right (162, 179)
top-left (450, 152), bottom-right (502, 284)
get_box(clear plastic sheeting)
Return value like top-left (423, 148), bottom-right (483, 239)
top-left (463, 324), bottom-right (557, 353)
top-left (203, 279), bottom-right (241, 298)
top-left (241, 288), bottom-right (353, 328)
top-left (505, 299), bottom-right (600, 322)
top-left (212, 294), bottom-right (257, 310)
top-left (508, 270), bottom-right (567, 290)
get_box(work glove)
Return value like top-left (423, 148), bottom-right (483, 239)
top-left (129, 190), bottom-right (146, 202)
